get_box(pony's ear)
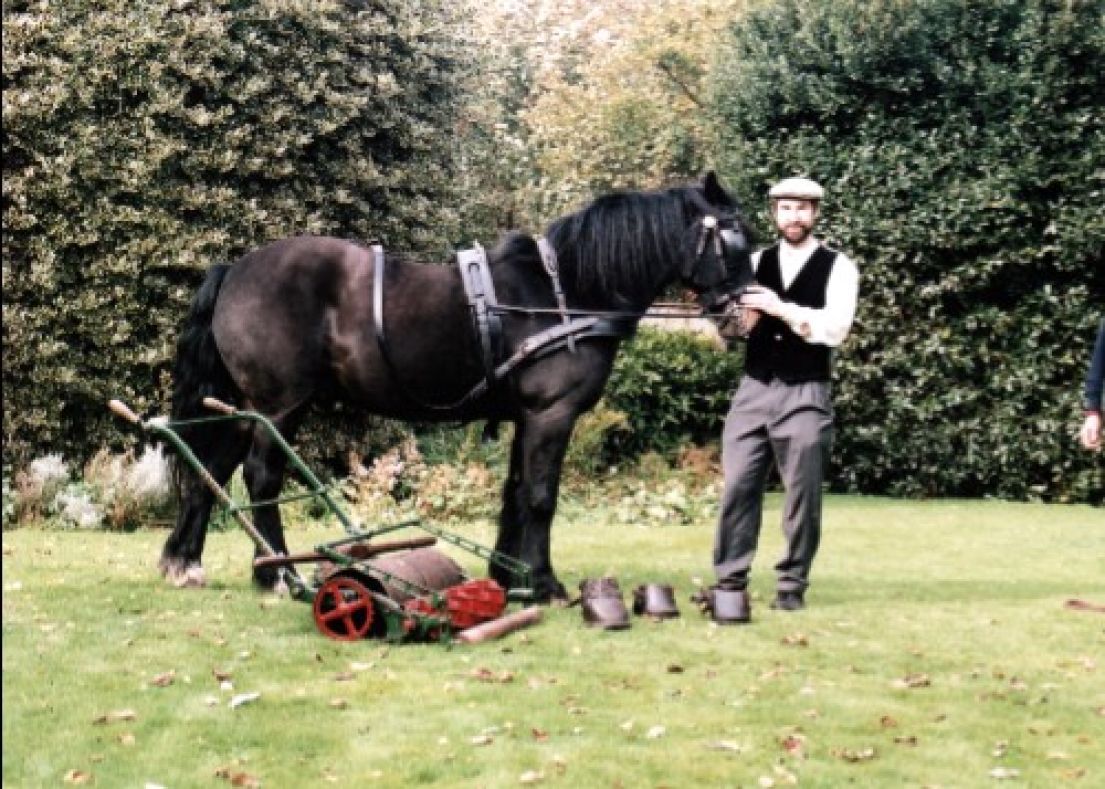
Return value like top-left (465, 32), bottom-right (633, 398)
top-left (703, 171), bottom-right (733, 207)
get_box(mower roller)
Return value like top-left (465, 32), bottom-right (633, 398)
top-left (108, 396), bottom-right (537, 644)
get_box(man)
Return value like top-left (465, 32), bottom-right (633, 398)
top-left (710, 176), bottom-right (859, 621)
top-left (1079, 318), bottom-right (1104, 451)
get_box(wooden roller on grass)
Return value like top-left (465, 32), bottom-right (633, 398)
top-left (455, 606), bottom-right (543, 644)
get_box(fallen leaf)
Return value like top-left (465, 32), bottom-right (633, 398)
top-left (1059, 767), bottom-right (1087, 780)
top-left (879, 715), bottom-right (899, 728)
top-left (666, 664), bottom-right (684, 673)
top-left (992, 741), bottom-right (1009, 758)
top-left (228, 692), bottom-right (260, 709)
top-left (215, 767), bottom-right (262, 787)
top-left (519, 770), bottom-right (544, 784)
top-left (213, 668), bottom-right (233, 682)
top-left (831, 746), bottom-right (877, 762)
top-left (894, 735), bottom-right (918, 746)
top-left (781, 633), bottom-right (808, 647)
top-left (892, 673), bottom-right (931, 689)
top-left (150, 670), bottom-right (175, 688)
top-left (329, 698), bottom-right (348, 709)
top-left (989, 767), bottom-right (1020, 780)
top-left (333, 671), bottom-right (355, 682)
top-left (646, 725), bottom-right (666, 739)
top-left (119, 732), bottom-right (136, 746)
top-left (708, 740), bottom-right (743, 753)
top-left (63, 769), bottom-right (91, 784)
top-left (531, 728), bottom-right (548, 741)
top-left (470, 734), bottom-right (494, 746)
top-left (780, 734), bottom-right (806, 757)
top-left (93, 709), bottom-right (137, 725)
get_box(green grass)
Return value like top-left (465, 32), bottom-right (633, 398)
top-left (4, 496), bottom-right (1103, 788)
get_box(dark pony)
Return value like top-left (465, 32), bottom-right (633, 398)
top-left (164, 172), bottom-right (753, 601)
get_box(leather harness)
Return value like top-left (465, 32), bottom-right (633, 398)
top-left (372, 243), bottom-right (637, 411)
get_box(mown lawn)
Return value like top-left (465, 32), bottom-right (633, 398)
top-left (3, 495), bottom-right (1103, 788)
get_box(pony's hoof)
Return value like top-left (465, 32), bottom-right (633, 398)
top-left (168, 563), bottom-right (207, 588)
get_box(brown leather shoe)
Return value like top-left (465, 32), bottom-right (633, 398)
top-left (579, 577), bottom-right (630, 630)
top-left (691, 586), bottom-right (751, 624)
top-left (632, 583), bottom-right (680, 618)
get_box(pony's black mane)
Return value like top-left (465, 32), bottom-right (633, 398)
top-left (542, 186), bottom-right (704, 307)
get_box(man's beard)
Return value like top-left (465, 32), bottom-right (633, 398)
top-left (780, 222), bottom-right (813, 244)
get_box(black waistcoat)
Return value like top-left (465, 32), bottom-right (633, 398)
top-left (745, 244), bottom-right (838, 383)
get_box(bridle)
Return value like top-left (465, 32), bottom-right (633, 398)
top-left (686, 212), bottom-right (753, 315)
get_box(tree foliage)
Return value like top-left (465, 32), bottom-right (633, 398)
top-left (3, 0), bottom-right (470, 468)
top-left (710, 0), bottom-right (1104, 501)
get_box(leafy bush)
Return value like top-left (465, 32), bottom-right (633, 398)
top-left (603, 327), bottom-right (744, 460)
top-left (709, 0), bottom-right (1104, 502)
top-left (2, 0), bottom-right (470, 469)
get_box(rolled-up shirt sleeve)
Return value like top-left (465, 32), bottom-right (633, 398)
top-left (751, 249), bottom-right (860, 348)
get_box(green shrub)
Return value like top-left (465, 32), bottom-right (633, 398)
top-left (603, 328), bottom-right (744, 460)
top-left (709, 0), bottom-right (1104, 502)
top-left (2, 0), bottom-right (470, 469)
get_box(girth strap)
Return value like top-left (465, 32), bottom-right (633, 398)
top-left (458, 243), bottom-right (502, 389)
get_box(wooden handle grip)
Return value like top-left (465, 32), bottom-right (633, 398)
top-left (107, 399), bottom-right (141, 425)
top-left (202, 396), bottom-right (237, 415)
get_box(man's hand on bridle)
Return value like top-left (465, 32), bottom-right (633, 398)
top-left (739, 285), bottom-right (786, 318)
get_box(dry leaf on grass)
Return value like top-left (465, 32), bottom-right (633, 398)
top-left (213, 668), bottom-right (233, 682)
top-left (831, 746), bottom-right (877, 762)
top-left (215, 766), bottom-right (262, 787)
top-left (531, 728), bottom-right (548, 741)
top-left (988, 767), bottom-right (1020, 780)
top-left (63, 769), bottom-right (91, 784)
top-left (780, 633), bottom-right (808, 647)
top-left (228, 692), bottom-right (260, 709)
top-left (150, 670), bottom-right (175, 687)
top-left (879, 715), bottom-right (898, 728)
top-left (519, 770), bottom-right (544, 784)
top-left (780, 734), bottom-right (806, 757)
top-left (470, 667), bottom-right (514, 683)
top-left (329, 698), bottom-right (348, 709)
top-left (93, 709), bottom-right (137, 725)
top-left (707, 740), bottom-right (744, 753)
top-left (470, 734), bottom-right (494, 746)
top-left (892, 673), bottom-right (931, 689)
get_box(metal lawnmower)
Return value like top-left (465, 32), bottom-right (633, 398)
top-left (109, 397), bottom-right (541, 644)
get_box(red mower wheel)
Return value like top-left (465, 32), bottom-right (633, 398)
top-left (313, 573), bottom-right (375, 640)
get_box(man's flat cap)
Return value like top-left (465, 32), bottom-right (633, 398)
top-left (769, 177), bottom-right (824, 200)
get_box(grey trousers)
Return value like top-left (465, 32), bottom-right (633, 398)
top-left (714, 375), bottom-right (833, 593)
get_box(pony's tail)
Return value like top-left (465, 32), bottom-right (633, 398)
top-left (168, 265), bottom-right (241, 500)
top-left (171, 264), bottom-right (237, 421)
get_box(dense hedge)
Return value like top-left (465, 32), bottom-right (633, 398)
top-left (3, 0), bottom-right (468, 469)
top-left (604, 328), bottom-right (744, 459)
top-left (709, 0), bottom-right (1104, 502)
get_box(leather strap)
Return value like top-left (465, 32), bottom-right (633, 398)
top-left (458, 243), bottom-right (501, 388)
top-left (537, 237), bottom-right (575, 353)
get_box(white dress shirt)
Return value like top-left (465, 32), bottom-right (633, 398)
top-left (750, 237), bottom-right (859, 347)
